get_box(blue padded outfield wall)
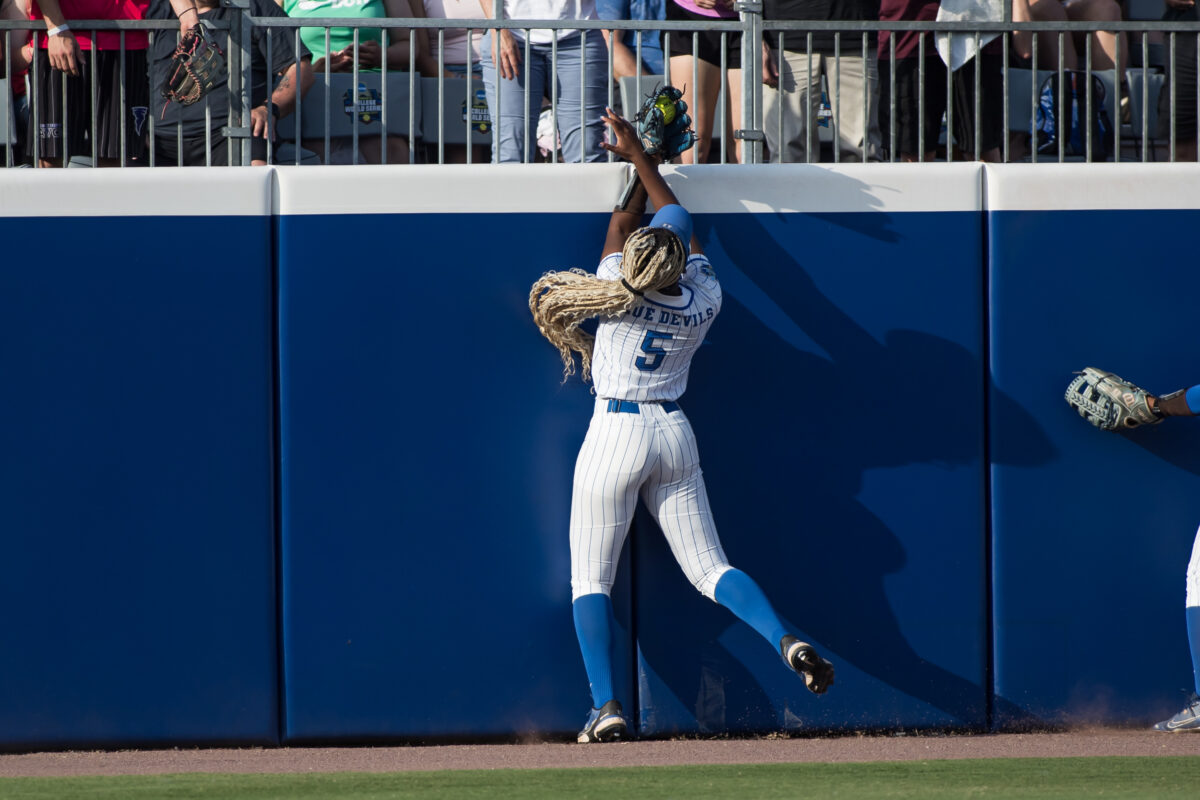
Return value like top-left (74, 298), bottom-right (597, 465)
top-left (1, 163), bottom-right (1198, 749)
top-left (987, 165), bottom-right (1200, 729)
top-left (0, 171), bottom-right (279, 749)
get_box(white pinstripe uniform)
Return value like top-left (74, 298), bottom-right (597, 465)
top-left (1188, 524), bottom-right (1200, 608)
top-left (570, 251), bottom-right (733, 602)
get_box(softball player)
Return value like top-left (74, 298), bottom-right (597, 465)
top-left (530, 109), bottom-right (835, 743)
top-left (1150, 385), bottom-right (1200, 732)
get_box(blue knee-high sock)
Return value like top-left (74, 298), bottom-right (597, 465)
top-left (573, 593), bottom-right (615, 709)
top-left (1187, 606), bottom-right (1200, 696)
top-left (713, 569), bottom-right (789, 652)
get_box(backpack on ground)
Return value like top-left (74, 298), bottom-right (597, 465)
top-left (1035, 70), bottom-right (1114, 161)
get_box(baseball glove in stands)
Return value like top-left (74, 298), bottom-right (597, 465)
top-left (633, 84), bottom-right (696, 161)
top-left (161, 24), bottom-right (225, 112)
top-left (1065, 367), bottom-right (1165, 431)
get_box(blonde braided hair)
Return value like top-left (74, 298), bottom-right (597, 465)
top-left (529, 226), bottom-right (687, 382)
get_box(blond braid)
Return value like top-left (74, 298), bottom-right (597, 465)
top-left (529, 227), bottom-right (687, 383)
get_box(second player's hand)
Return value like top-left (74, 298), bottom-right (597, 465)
top-left (600, 108), bottom-right (648, 163)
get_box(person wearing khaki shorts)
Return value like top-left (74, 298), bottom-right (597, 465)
top-left (762, 0), bottom-right (881, 162)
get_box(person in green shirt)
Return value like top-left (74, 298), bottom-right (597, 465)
top-left (278, 0), bottom-right (437, 162)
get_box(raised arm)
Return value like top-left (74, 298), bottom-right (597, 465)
top-left (166, 0), bottom-right (201, 34)
top-left (599, 107), bottom-right (681, 256)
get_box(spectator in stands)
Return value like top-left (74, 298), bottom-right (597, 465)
top-left (1158, 0), bottom-right (1197, 160)
top-left (480, 0), bottom-right (608, 162)
top-left (877, 0), bottom-right (1003, 161)
top-left (598, 0), bottom-right (665, 84)
top-left (663, 0), bottom-right (742, 162)
top-left (423, 0), bottom-right (488, 162)
top-left (423, 0), bottom-right (483, 76)
top-left (762, 0), bottom-right (883, 162)
top-left (147, 0), bottom-right (314, 166)
top-left (279, 0), bottom-right (435, 164)
top-left (1, 0), bottom-right (33, 162)
top-left (27, 0), bottom-right (155, 166)
top-left (1012, 0), bottom-right (1126, 74)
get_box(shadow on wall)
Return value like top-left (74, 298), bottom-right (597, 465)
top-left (633, 188), bottom-right (1057, 733)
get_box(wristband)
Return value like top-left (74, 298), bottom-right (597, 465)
top-left (179, 6), bottom-right (197, 16)
top-left (47, 23), bottom-right (70, 36)
top-left (264, 101), bottom-right (281, 119)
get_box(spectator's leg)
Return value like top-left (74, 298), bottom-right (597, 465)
top-left (1012, 0), bottom-right (1078, 70)
top-left (30, 51), bottom-right (88, 167)
top-left (553, 30), bottom-right (607, 163)
top-left (359, 136), bottom-right (411, 165)
top-left (1064, 0), bottom-right (1126, 73)
top-left (94, 49), bottom-right (150, 167)
top-left (723, 65), bottom-right (743, 163)
top-left (950, 53), bottom-right (1003, 162)
top-left (827, 53), bottom-right (881, 162)
top-left (879, 55), bottom-right (940, 161)
top-left (669, 54), bottom-right (722, 164)
top-left (482, 31), bottom-right (544, 163)
top-left (1158, 19), bottom-right (1199, 161)
top-left (764, 47), bottom-right (821, 163)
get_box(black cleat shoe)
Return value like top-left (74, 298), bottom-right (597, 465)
top-left (781, 635), bottom-right (835, 695)
top-left (577, 699), bottom-right (629, 743)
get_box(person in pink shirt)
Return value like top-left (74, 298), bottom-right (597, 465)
top-left (28, 0), bottom-right (161, 165)
top-left (423, 0), bottom-right (488, 161)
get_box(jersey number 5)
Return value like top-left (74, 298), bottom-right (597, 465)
top-left (635, 330), bottom-right (674, 372)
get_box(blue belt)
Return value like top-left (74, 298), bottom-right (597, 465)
top-left (606, 399), bottom-right (680, 414)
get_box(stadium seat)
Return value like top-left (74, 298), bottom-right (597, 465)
top-left (1125, 67), bottom-right (1165, 154)
top-left (275, 70), bottom-right (422, 158)
top-left (418, 76), bottom-right (491, 149)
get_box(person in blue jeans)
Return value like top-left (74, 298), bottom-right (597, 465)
top-left (596, 0), bottom-right (665, 82)
top-left (480, 0), bottom-right (608, 162)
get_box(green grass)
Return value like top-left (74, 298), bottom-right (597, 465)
top-left (2, 757), bottom-right (1200, 799)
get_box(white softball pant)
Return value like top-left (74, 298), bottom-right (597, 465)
top-left (1187, 524), bottom-right (1200, 608)
top-left (570, 398), bottom-right (733, 601)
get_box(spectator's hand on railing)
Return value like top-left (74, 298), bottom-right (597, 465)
top-left (1165, 0), bottom-right (1194, 9)
top-left (47, 27), bottom-right (80, 75)
top-left (493, 28), bottom-right (521, 80)
top-left (250, 104), bottom-right (277, 140)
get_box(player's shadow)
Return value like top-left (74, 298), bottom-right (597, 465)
top-left (633, 204), bottom-right (1054, 733)
top-left (1120, 424), bottom-right (1200, 476)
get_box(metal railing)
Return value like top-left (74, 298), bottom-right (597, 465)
top-left (3, 11), bottom-right (1200, 166)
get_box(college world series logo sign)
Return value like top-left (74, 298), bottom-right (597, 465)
top-left (344, 83), bottom-right (382, 124)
